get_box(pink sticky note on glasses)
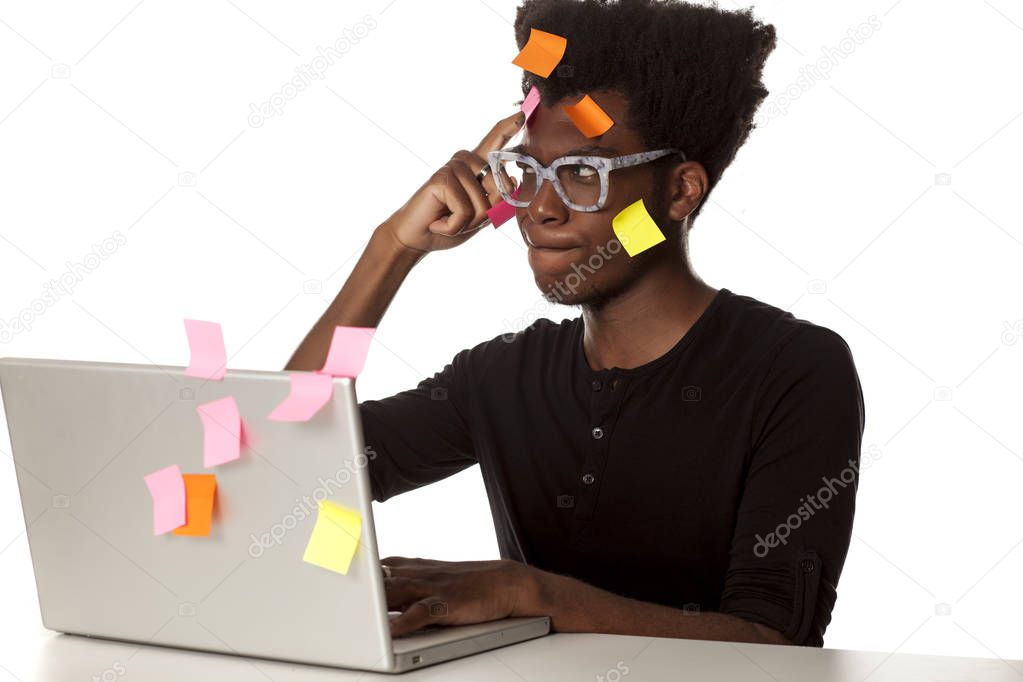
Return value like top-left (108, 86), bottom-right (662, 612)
top-left (144, 464), bottom-right (186, 535)
top-left (521, 86), bottom-right (541, 123)
top-left (318, 326), bottom-right (375, 378)
top-left (268, 373), bottom-right (335, 422)
top-left (197, 396), bottom-right (242, 467)
top-left (184, 319), bottom-right (227, 380)
top-left (488, 186), bottom-right (524, 228)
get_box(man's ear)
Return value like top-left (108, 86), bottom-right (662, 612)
top-left (667, 161), bottom-right (707, 223)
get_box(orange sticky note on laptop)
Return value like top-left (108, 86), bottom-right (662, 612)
top-left (512, 28), bottom-right (567, 78)
top-left (563, 94), bottom-right (614, 138)
top-left (173, 474), bottom-right (217, 537)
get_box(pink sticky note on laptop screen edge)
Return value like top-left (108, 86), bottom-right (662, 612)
top-left (268, 373), bottom-right (335, 422)
top-left (184, 319), bottom-right (227, 380)
top-left (144, 464), bottom-right (186, 535)
top-left (318, 326), bottom-right (375, 378)
top-left (197, 396), bottom-right (242, 467)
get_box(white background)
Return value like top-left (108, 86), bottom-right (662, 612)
top-left (1, 0), bottom-right (1021, 666)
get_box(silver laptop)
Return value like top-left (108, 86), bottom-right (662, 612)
top-left (0, 357), bottom-right (549, 673)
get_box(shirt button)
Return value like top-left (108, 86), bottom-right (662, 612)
top-left (591, 379), bottom-right (602, 391)
top-left (591, 427), bottom-right (604, 440)
top-left (582, 473), bottom-right (595, 485)
top-left (801, 559), bottom-right (816, 573)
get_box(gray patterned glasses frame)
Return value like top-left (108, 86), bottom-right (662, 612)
top-left (487, 148), bottom-right (685, 212)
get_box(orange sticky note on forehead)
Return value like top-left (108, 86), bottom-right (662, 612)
top-left (512, 28), bottom-right (567, 78)
top-left (173, 474), bottom-right (217, 537)
top-left (563, 94), bottom-right (614, 138)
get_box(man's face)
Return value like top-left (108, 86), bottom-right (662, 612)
top-left (511, 89), bottom-right (673, 307)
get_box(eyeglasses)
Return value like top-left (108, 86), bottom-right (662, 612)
top-left (487, 148), bottom-right (684, 213)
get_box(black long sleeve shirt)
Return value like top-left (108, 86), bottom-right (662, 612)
top-left (360, 288), bottom-right (865, 646)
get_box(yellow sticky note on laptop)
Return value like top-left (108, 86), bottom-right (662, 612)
top-left (303, 500), bottom-right (362, 575)
top-left (612, 199), bottom-right (665, 257)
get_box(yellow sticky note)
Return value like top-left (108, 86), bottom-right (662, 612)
top-left (302, 500), bottom-right (362, 575)
top-left (562, 94), bottom-right (614, 138)
top-left (173, 474), bottom-right (217, 537)
top-left (612, 199), bottom-right (665, 257)
top-left (512, 28), bottom-right (567, 78)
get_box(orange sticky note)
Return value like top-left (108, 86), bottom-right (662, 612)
top-left (563, 94), bottom-right (614, 138)
top-left (173, 474), bottom-right (217, 537)
top-left (512, 28), bottom-right (567, 78)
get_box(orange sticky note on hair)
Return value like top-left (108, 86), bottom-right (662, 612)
top-left (563, 94), bottom-right (614, 138)
top-left (512, 28), bottom-right (567, 78)
top-left (173, 474), bottom-right (217, 537)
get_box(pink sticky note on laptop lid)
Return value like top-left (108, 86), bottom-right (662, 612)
top-left (268, 373), bottom-right (335, 422)
top-left (318, 326), bottom-right (375, 378)
top-left (184, 319), bottom-right (227, 380)
top-left (144, 464), bottom-right (186, 535)
top-left (197, 396), bottom-right (242, 467)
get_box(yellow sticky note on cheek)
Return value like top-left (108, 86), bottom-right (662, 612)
top-left (612, 199), bottom-right (666, 257)
top-left (302, 500), bottom-right (362, 575)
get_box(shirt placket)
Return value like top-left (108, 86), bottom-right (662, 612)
top-left (573, 372), bottom-right (628, 524)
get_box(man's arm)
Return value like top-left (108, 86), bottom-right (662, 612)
top-left (285, 226), bottom-right (421, 371)
top-left (284, 111), bottom-right (525, 372)
top-left (521, 564), bottom-right (791, 644)
top-left (382, 556), bottom-right (790, 644)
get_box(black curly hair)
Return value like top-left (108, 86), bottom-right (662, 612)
top-left (514, 0), bottom-right (776, 224)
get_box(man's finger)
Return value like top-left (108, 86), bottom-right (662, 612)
top-left (389, 599), bottom-right (448, 638)
top-left (472, 110), bottom-right (526, 158)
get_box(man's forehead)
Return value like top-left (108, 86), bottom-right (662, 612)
top-left (515, 90), bottom-right (636, 161)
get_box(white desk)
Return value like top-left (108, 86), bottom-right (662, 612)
top-left (1, 551), bottom-right (1020, 681)
top-left (4, 621), bottom-right (1023, 681)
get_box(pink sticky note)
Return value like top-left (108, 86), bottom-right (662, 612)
top-left (522, 86), bottom-right (541, 123)
top-left (318, 326), bottom-right (375, 378)
top-left (488, 186), bottom-right (524, 228)
top-left (197, 396), bottom-right (242, 467)
top-left (268, 373), bottom-right (335, 422)
top-left (184, 320), bottom-right (227, 380)
top-left (144, 464), bottom-right (186, 535)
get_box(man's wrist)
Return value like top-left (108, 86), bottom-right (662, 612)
top-left (506, 561), bottom-right (551, 617)
top-left (372, 222), bottom-right (427, 270)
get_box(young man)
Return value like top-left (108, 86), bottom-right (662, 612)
top-left (287, 0), bottom-right (864, 647)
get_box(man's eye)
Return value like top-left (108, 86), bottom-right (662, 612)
top-left (569, 165), bottom-right (597, 179)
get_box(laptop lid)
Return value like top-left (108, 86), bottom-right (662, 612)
top-left (0, 357), bottom-right (396, 672)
